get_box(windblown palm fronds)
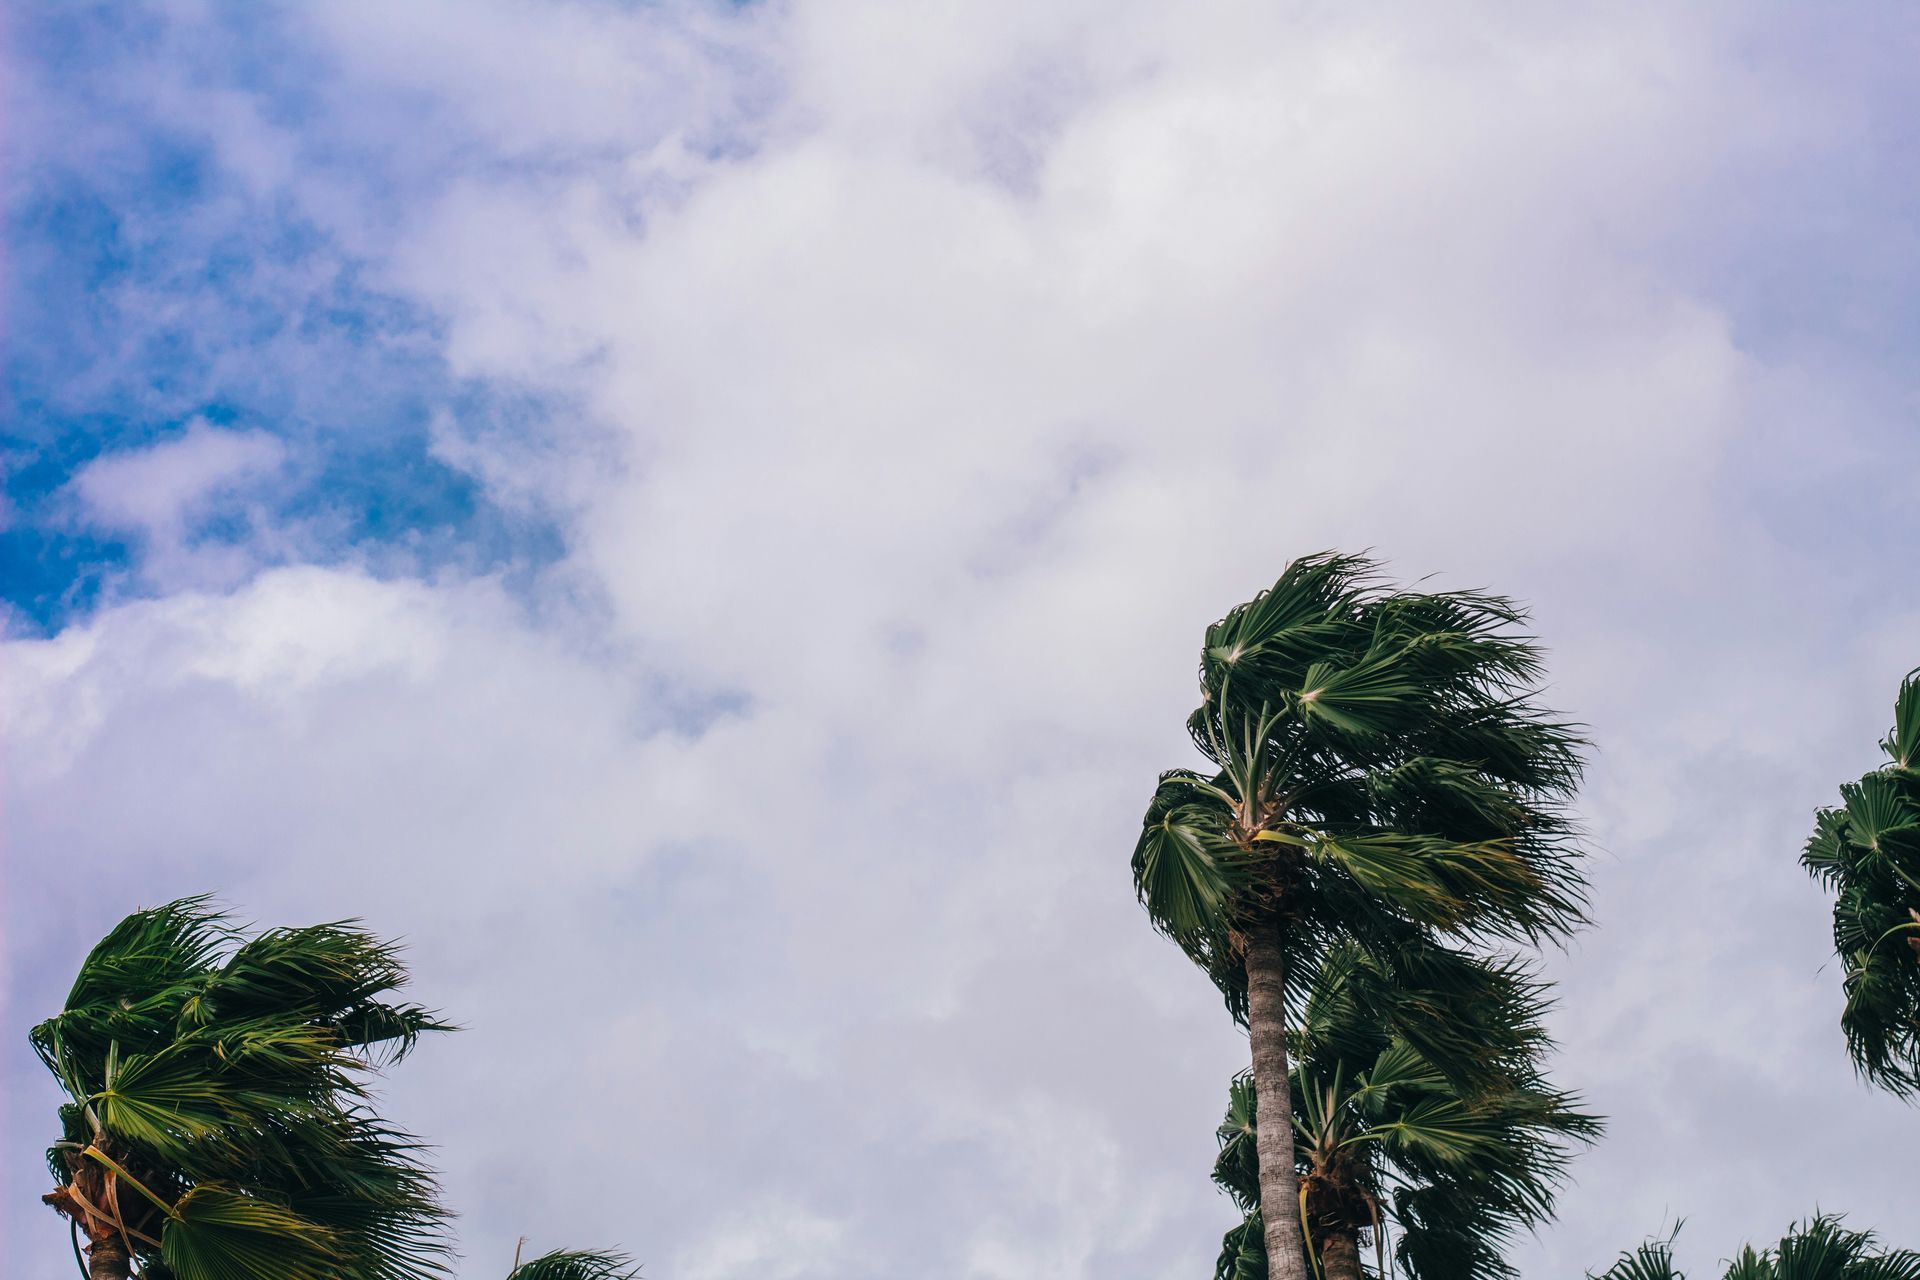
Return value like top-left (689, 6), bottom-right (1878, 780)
top-left (1134, 553), bottom-right (1589, 1000)
top-left (1591, 1216), bottom-right (1920, 1280)
top-left (1133, 552), bottom-right (1590, 1276)
top-left (1803, 668), bottom-right (1920, 1094)
top-left (1589, 1231), bottom-right (1685, 1280)
top-left (32, 897), bottom-right (453, 1280)
top-left (1210, 945), bottom-right (1597, 1280)
top-left (505, 1249), bottom-right (642, 1280)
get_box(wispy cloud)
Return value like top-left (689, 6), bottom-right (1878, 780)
top-left (66, 420), bottom-right (285, 586)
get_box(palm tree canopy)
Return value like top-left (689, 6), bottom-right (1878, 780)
top-left (1803, 668), bottom-right (1920, 1094)
top-left (1591, 1217), bottom-right (1920, 1280)
top-left (31, 896), bottom-right (454, 1280)
top-left (1133, 552), bottom-right (1588, 1019)
top-left (1590, 1231), bottom-right (1685, 1280)
top-left (1211, 945), bottom-right (1598, 1280)
top-left (505, 1249), bottom-right (642, 1280)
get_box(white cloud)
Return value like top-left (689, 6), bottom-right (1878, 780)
top-left (72, 420), bottom-right (283, 533)
top-left (9, 3), bottom-right (1920, 1278)
top-left (67, 420), bottom-right (289, 590)
top-left (2, 561), bottom-right (1247, 1275)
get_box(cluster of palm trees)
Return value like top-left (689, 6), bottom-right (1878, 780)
top-left (29, 551), bottom-right (1920, 1278)
top-left (1128, 553), bottom-right (1920, 1278)
top-left (1590, 1217), bottom-right (1920, 1280)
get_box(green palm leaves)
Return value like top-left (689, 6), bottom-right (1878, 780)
top-left (505, 1249), bottom-right (643, 1280)
top-left (1133, 553), bottom-right (1590, 1276)
top-left (1133, 552), bottom-right (1588, 1014)
top-left (1592, 1234), bottom-right (1688, 1280)
top-left (1210, 947), bottom-right (1598, 1280)
top-left (1591, 1217), bottom-right (1920, 1280)
top-left (32, 897), bottom-right (454, 1280)
top-left (1803, 669), bottom-right (1920, 1094)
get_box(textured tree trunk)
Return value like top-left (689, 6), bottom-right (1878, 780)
top-left (87, 1235), bottom-right (132, 1280)
top-left (1245, 924), bottom-right (1310, 1280)
top-left (1321, 1232), bottom-right (1363, 1280)
top-left (47, 1172), bottom-right (135, 1280)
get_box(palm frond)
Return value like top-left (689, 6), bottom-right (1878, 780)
top-left (1588, 1232), bottom-right (1685, 1280)
top-left (63, 897), bottom-right (235, 1011)
top-left (1132, 774), bottom-right (1246, 944)
top-left (33, 898), bottom-right (455, 1280)
top-left (1291, 653), bottom-right (1429, 739)
top-left (1212, 944), bottom-right (1598, 1280)
top-left (507, 1249), bottom-right (642, 1280)
top-left (1765, 1214), bottom-right (1920, 1280)
top-left (1213, 1208), bottom-right (1269, 1280)
top-left (1591, 1215), bottom-right (1920, 1280)
top-left (1884, 669), bottom-right (1920, 771)
top-left (1212, 1072), bottom-right (1261, 1211)
top-left (92, 1042), bottom-right (248, 1158)
top-left (160, 1184), bottom-right (341, 1280)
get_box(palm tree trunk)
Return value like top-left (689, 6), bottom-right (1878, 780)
top-left (1245, 924), bottom-right (1310, 1280)
top-left (87, 1235), bottom-right (132, 1280)
top-left (1320, 1232), bottom-right (1363, 1280)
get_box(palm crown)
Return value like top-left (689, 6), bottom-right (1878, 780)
top-left (1131, 553), bottom-right (1589, 1279)
top-left (32, 897), bottom-right (453, 1280)
top-left (1803, 668), bottom-right (1920, 1094)
top-left (1210, 945), bottom-right (1597, 1280)
top-left (1591, 1216), bottom-right (1920, 1280)
top-left (1132, 552), bottom-right (1587, 1014)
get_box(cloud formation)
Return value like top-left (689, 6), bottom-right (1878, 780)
top-left (67, 420), bottom-right (287, 586)
top-left (6, 3), bottom-right (1920, 1277)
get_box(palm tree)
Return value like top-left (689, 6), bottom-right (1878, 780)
top-left (1803, 668), bottom-right (1920, 1095)
top-left (505, 1248), bottom-right (642, 1280)
top-left (31, 897), bottom-right (453, 1280)
top-left (1590, 1216), bottom-right (1920, 1280)
top-left (1209, 944), bottom-right (1597, 1280)
top-left (1132, 553), bottom-right (1588, 1276)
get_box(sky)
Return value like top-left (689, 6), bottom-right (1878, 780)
top-left (3, 2), bottom-right (1919, 1276)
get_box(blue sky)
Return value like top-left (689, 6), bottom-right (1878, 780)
top-left (3, 4), bottom-right (582, 628)
top-left (6, 4), bottom-right (1920, 1278)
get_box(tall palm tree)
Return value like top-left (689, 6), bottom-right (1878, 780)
top-left (1590, 1216), bottom-right (1920, 1280)
top-left (31, 897), bottom-right (453, 1280)
top-left (1803, 668), bottom-right (1920, 1095)
top-left (1209, 944), bottom-right (1597, 1280)
top-left (1132, 553), bottom-right (1588, 1276)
